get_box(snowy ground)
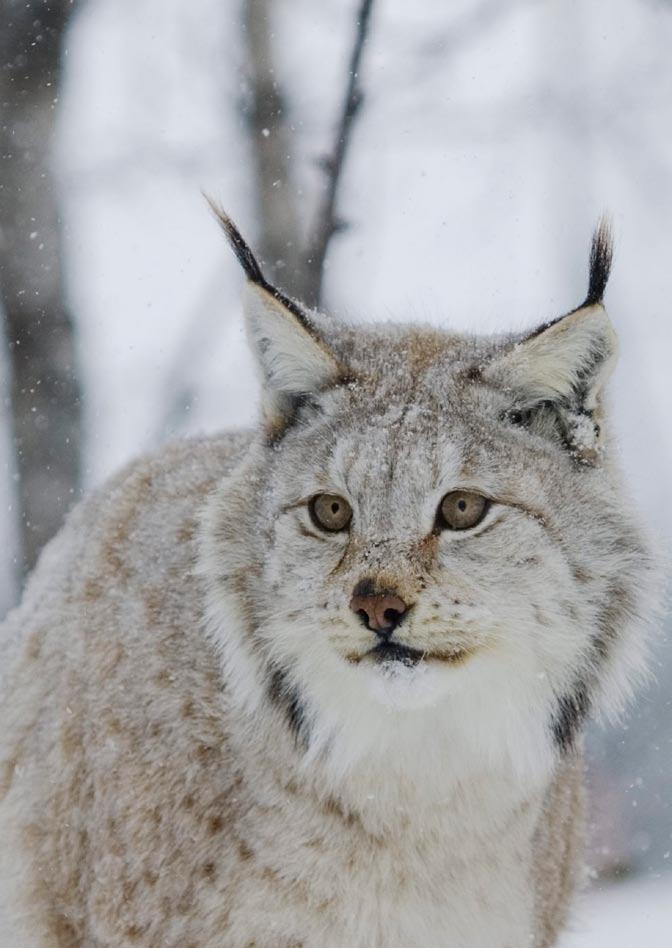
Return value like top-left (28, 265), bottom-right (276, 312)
top-left (560, 875), bottom-right (672, 947)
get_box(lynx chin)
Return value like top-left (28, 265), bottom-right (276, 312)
top-left (0, 209), bottom-right (660, 948)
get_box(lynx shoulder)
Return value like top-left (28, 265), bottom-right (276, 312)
top-left (0, 216), bottom-right (660, 947)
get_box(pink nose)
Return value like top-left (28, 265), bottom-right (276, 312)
top-left (349, 593), bottom-right (408, 635)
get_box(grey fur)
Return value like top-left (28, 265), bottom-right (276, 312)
top-left (0, 219), bottom-right (660, 947)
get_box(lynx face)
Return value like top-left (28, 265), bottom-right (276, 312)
top-left (200, 211), bottom-right (657, 785)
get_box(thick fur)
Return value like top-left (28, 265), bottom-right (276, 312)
top-left (0, 224), bottom-right (660, 946)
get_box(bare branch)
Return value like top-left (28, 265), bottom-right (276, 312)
top-left (301, 0), bottom-right (376, 308)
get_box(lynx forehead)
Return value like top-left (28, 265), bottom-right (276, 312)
top-left (0, 208), bottom-right (660, 947)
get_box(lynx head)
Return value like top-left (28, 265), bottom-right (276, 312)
top-left (200, 207), bottom-right (658, 789)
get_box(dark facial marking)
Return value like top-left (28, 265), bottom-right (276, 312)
top-left (267, 667), bottom-right (310, 747)
top-left (462, 364), bottom-right (483, 383)
top-left (592, 581), bottom-right (633, 662)
top-left (353, 577), bottom-right (376, 598)
top-left (298, 523), bottom-right (328, 542)
top-left (551, 679), bottom-right (591, 753)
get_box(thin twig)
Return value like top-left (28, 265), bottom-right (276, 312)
top-left (302, 0), bottom-right (376, 307)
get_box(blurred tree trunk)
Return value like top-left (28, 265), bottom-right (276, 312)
top-left (0, 0), bottom-right (81, 574)
top-left (241, 0), bottom-right (304, 294)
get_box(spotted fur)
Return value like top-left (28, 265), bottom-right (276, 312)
top-left (0, 219), bottom-right (660, 947)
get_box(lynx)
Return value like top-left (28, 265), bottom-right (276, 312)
top-left (0, 209), bottom-right (660, 947)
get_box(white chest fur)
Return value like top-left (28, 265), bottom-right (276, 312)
top-left (212, 721), bottom-right (544, 948)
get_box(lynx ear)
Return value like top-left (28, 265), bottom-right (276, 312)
top-left (495, 302), bottom-right (618, 408)
top-left (208, 201), bottom-right (341, 428)
top-left (243, 282), bottom-right (341, 409)
top-left (486, 220), bottom-right (618, 462)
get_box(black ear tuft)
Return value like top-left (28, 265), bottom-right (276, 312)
top-left (205, 196), bottom-right (266, 286)
top-left (205, 196), bottom-right (317, 329)
top-left (585, 216), bottom-right (613, 306)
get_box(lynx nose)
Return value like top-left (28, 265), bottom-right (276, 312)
top-left (349, 591), bottom-right (409, 637)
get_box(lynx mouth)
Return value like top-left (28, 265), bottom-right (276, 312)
top-left (346, 643), bottom-right (473, 667)
top-left (370, 641), bottom-right (424, 666)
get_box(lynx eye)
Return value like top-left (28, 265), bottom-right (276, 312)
top-left (309, 493), bottom-right (352, 532)
top-left (437, 491), bottom-right (489, 531)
